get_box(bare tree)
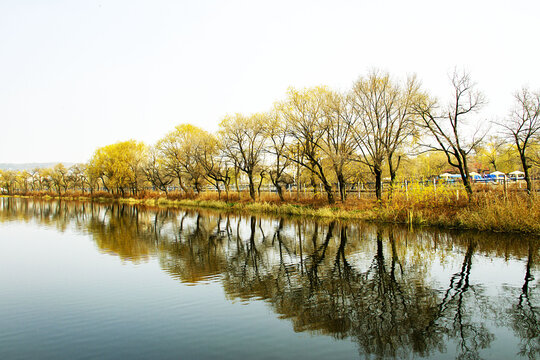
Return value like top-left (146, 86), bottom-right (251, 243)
top-left (500, 88), bottom-right (540, 195)
top-left (349, 71), bottom-right (423, 202)
top-left (382, 75), bottom-right (422, 196)
top-left (349, 71), bottom-right (392, 202)
top-left (413, 70), bottom-right (486, 200)
top-left (219, 113), bottom-right (267, 201)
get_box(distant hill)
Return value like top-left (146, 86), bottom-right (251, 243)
top-left (0, 163), bottom-right (75, 171)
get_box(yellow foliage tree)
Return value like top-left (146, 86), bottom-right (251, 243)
top-left (219, 113), bottom-right (267, 200)
top-left (88, 140), bottom-right (147, 196)
top-left (156, 124), bottom-right (208, 193)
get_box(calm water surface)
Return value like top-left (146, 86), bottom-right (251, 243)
top-left (0, 198), bottom-right (538, 359)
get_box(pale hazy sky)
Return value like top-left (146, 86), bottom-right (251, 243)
top-left (1, 0), bottom-right (539, 163)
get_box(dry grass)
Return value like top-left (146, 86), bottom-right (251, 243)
top-left (6, 186), bottom-right (539, 234)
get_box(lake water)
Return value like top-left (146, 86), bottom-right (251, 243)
top-left (0, 197), bottom-right (538, 359)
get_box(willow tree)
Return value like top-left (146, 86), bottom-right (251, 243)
top-left (195, 133), bottom-right (233, 199)
top-left (84, 160), bottom-right (102, 194)
top-left (0, 170), bottom-right (17, 194)
top-left (69, 164), bottom-right (89, 193)
top-left (219, 113), bottom-right (267, 201)
top-left (50, 163), bottom-right (69, 195)
top-left (87, 145), bottom-right (116, 193)
top-left (29, 168), bottom-right (41, 192)
top-left (156, 124), bottom-right (208, 193)
top-left (320, 89), bottom-right (358, 202)
top-left (87, 140), bottom-right (147, 196)
top-left (475, 136), bottom-right (514, 172)
top-left (38, 168), bottom-right (53, 192)
top-left (411, 152), bottom-right (448, 179)
top-left (264, 110), bottom-right (292, 201)
top-left (15, 170), bottom-right (31, 194)
top-left (279, 86), bottom-right (335, 204)
top-left (143, 147), bottom-right (175, 194)
top-left (413, 71), bottom-right (486, 201)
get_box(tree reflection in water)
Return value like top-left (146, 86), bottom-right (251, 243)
top-left (1, 197), bottom-right (539, 359)
top-left (508, 239), bottom-right (540, 359)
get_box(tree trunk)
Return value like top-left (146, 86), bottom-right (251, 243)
top-left (100, 177), bottom-right (109, 193)
top-left (257, 173), bottom-right (264, 199)
top-left (276, 183), bottom-right (284, 202)
top-left (374, 166), bottom-right (383, 202)
top-left (224, 182), bottom-right (230, 201)
top-left (323, 181), bottom-right (334, 204)
top-left (270, 173), bottom-right (284, 202)
top-left (520, 151), bottom-right (533, 195)
top-left (247, 171), bottom-right (256, 201)
top-left (463, 176), bottom-right (473, 200)
top-left (388, 175), bottom-right (396, 201)
top-left (177, 175), bottom-right (188, 193)
top-left (194, 180), bottom-right (201, 194)
top-left (337, 173), bottom-right (347, 202)
top-left (387, 154), bottom-right (400, 201)
top-left (457, 153), bottom-right (473, 201)
top-left (216, 183), bottom-right (221, 199)
top-left (295, 159), bottom-right (300, 199)
top-left (235, 171), bottom-right (240, 196)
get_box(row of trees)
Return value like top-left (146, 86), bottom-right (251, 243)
top-left (2, 70), bottom-right (539, 203)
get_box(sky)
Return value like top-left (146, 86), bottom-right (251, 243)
top-left (1, 0), bottom-right (539, 163)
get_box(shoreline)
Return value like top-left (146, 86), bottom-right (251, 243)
top-left (2, 194), bottom-right (539, 236)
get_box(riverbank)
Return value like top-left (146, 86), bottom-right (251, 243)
top-left (2, 190), bottom-right (539, 234)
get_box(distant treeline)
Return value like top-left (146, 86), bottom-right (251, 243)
top-left (0, 163), bottom-right (74, 171)
top-left (1, 70), bottom-right (539, 203)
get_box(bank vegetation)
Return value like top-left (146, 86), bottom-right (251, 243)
top-left (2, 69), bottom-right (540, 233)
